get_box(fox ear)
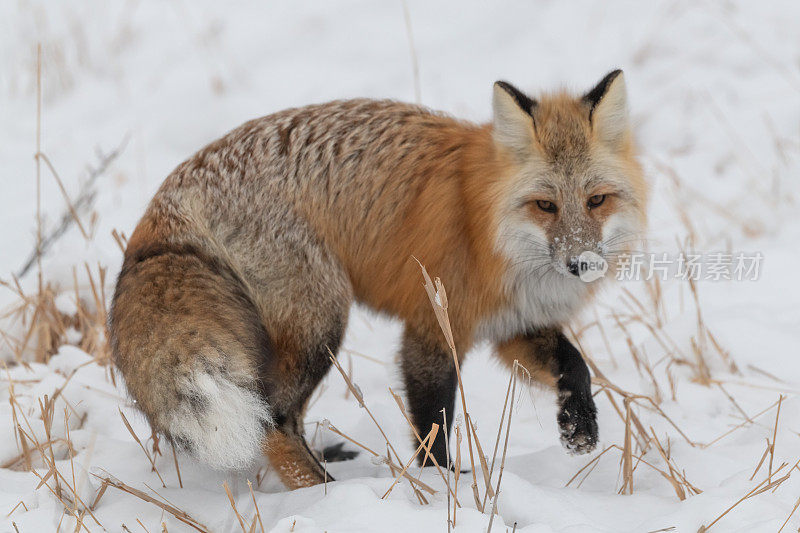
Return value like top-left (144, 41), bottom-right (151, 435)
top-left (583, 69), bottom-right (629, 147)
top-left (492, 81), bottom-right (537, 155)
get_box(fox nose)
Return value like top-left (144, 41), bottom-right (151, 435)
top-left (567, 258), bottom-right (581, 277)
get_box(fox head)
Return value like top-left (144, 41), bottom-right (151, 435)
top-left (491, 70), bottom-right (647, 286)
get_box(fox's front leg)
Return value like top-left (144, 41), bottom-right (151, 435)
top-left (497, 328), bottom-right (598, 454)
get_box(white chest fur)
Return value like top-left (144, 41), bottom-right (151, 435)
top-left (476, 267), bottom-right (588, 343)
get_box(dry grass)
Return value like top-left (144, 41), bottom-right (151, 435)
top-left (323, 265), bottom-right (542, 530)
top-left (389, 387), bottom-right (460, 505)
top-left (5, 199), bottom-right (794, 529)
top-left (94, 472), bottom-right (209, 532)
top-left (570, 290), bottom-right (799, 529)
top-left (5, 372), bottom-right (104, 531)
top-left (0, 41), bottom-right (206, 530)
top-left (415, 261), bottom-right (496, 511)
top-left (3, 35), bottom-right (799, 533)
top-left (328, 351), bottom-right (433, 503)
top-left (486, 361), bottom-right (523, 533)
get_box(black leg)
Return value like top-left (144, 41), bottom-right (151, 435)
top-left (500, 329), bottom-right (598, 454)
top-left (399, 330), bottom-right (458, 468)
top-left (550, 332), bottom-right (598, 454)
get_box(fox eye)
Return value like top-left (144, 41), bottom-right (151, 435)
top-left (536, 200), bottom-right (557, 213)
top-left (587, 194), bottom-right (606, 208)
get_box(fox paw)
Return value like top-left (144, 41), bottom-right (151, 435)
top-left (557, 390), bottom-right (598, 455)
top-left (319, 442), bottom-right (359, 463)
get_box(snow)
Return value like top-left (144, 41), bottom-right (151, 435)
top-left (2, 0), bottom-right (800, 531)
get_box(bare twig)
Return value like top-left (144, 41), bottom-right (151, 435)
top-left (18, 137), bottom-right (129, 277)
top-left (247, 481), bottom-right (265, 533)
top-left (93, 472), bottom-right (209, 532)
top-left (400, 0), bottom-right (421, 103)
top-left (416, 260), bottom-right (491, 509)
top-left (118, 408), bottom-right (167, 488)
top-left (381, 424), bottom-right (438, 499)
top-left (223, 481), bottom-right (247, 533)
top-left (487, 361), bottom-right (520, 532)
top-left (323, 422), bottom-right (436, 495)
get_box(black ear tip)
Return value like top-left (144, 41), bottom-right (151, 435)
top-left (493, 80), bottom-right (536, 116)
top-left (584, 69), bottom-right (624, 109)
top-left (598, 69), bottom-right (624, 88)
top-left (494, 80), bottom-right (514, 92)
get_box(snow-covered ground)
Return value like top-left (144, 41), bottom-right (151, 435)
top-left (2, 1), bottom-right (800, 531)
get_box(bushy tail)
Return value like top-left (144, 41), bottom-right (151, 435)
top-left (110, 247), bottom-right (276, 471)
top-left (167, 366), bottom-right (273, 470)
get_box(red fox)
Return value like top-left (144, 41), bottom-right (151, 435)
top-left (110, 70), bottom-right (647, 489)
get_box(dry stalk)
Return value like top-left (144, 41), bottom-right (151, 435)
top-left (223, 481), bottom-right (247, 533)
top-left (701, 397), bottom-right (782, 448)
top-left (381, 424), bottom-right (438, 499)
top-left (35, 152), bottom-right (90, 239)
top-left (19, 137), bottom-right (129, 278)
top-left (39, 395), bottom-right (63, 498)
top-left (400, 0), bottom-right (421, 104)
top-left (10, 415), bottom-right (102, 531)
top-left (328, 352), bottom-right (403, 465)
top-left (700, 463), bottom-right (792, 531)
top-left (247, 481), bottom-right (265, 533)
top-left (621, 398), bottom-right (634, 494)
top-left (415, 260), bottom-right (492, 510)
top-left (93, 472), bottom-right (209, 532)
top-left (778, 495), bottom-right (800, 532)
top-left (327, 351), bottom-right (430, 502)
top-left (716, 383), bottom-right (751, 423)
top-left (592, 368), bottom-right (697, 450)
top-left (4, 366), bottom-right (33, 470)
top-left (452, 421), bottom-right (461, 526)
top-left (2, 267), bottom-right (111, 366)
top-left (118, 408), bottom-right (167, 487)
top-left (340, 347), bottom-right (387, 366)
top-left (648, 428), bottom-right (701, 500)
top-left (323, 422), bottom-right (436, 495)
top-left (749, 439), bottom-right (771, 481)
top-left (481, 369), bottom-right (513, 511)
top-left (486, 360), bottom-right (520, 533)
top-left (345, 353), bottom-right (354, 399)
top-left (565, 445), bottom-right (615, 488)
top-left (64, 408), bottom-right (79, 508)
top-left (385, 444), bottom-right (398, 478)
top-left (442, 407), bottom-right (451, 533)
top-left (767, 395), bottom-right (784, 482)
top-left (6, 501), bottom-right (29, 519)
top-left (467, 414), bottom-right (494, 500)
top-left (35, 43), bottom-right (43, 296)
top-left (574, 442), bottom-right (701, 502)
top-left (746, 364), bottom-right (786, 384)
top-left (111, 228), bottom-right (128, 252)
top-left (388, 388), bottom-right (459, 504)
top-left (171, 444), bottom-right (183, 489)
top-left (633, 395), bottom-right (695, 448)
top-left (90, 480), bottom-right (109, 510)
top-left (4, 40), bottom-right (123, 373)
